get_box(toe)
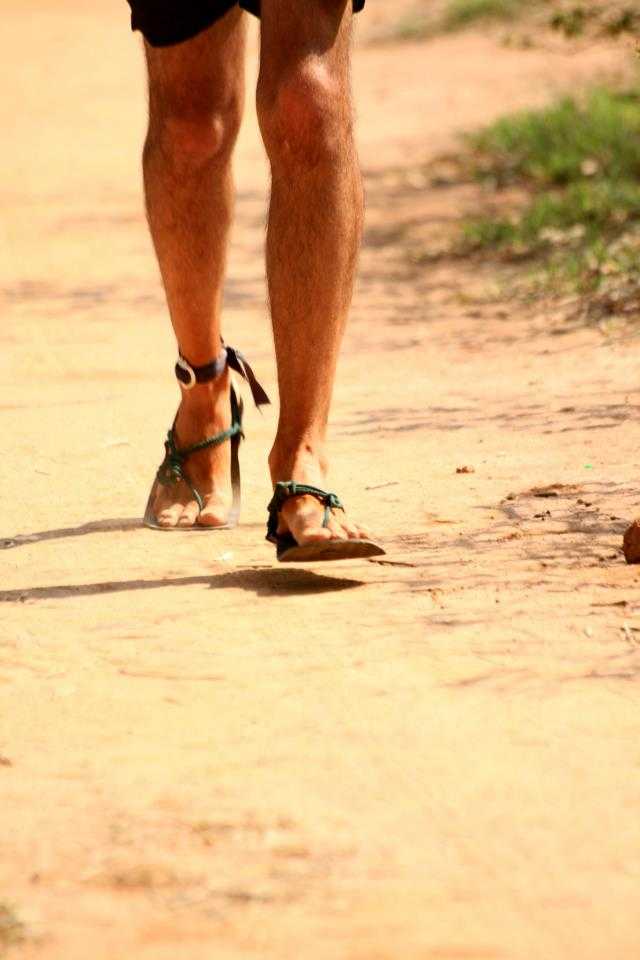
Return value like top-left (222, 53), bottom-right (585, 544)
top-left (340, 519), bottom-right (361, 539)
top-left (325, 516), bottom-right (349, 541)
top-left (355, 523), bottom-right (373, 540)
top-left (294, 524), bottom-right (333, 545)
top-left (156, 503), bottom-right (184, 528)
top-left (178, 501), bottom-right (200, 527)
top-left (198, 495), bottom-right (230, 528)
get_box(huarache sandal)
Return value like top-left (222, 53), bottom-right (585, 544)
top-left (143, 344), bottom-right (269, 531)
top-left (266, 481), bottom-right (386, 562)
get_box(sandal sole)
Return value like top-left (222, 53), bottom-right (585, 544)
top-left (277, 538), bottom-right (385, 563)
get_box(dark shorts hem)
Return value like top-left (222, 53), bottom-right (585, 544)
top-left (129, 0), bottom-right (365, 48)
top-left (129, 1), bottom-right (235, 47)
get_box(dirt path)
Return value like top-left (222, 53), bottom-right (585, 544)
top-left (2, 6), bottom-right (640, 959)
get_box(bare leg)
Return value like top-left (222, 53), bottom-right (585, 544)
top-left (257, 0), bottom-right (370, 545)
top-left (143, 11), bottom-right (246, 527)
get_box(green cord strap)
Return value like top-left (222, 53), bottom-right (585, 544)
top-left (156, 421), bottom-right (243, 511)
top-left (266, 481), bottom-right (344, 540)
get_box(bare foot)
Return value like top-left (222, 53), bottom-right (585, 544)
top-left (151, 371), bottom-right (234, 528)
top-left (268, 446), bottom-right (373, 546)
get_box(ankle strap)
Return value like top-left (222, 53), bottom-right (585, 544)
top-left (175, 344), bottom-right (270, 408)
top-left (175, 350), bottom-right (227, 389)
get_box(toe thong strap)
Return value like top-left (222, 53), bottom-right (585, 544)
top-left (266, 481), bottom-right (344, 542)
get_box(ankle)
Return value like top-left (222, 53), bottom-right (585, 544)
top-left (268, 439), bottom-right (328, 485)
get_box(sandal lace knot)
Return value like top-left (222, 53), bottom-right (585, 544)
top-left (157, 434), bottom-right (186, 486)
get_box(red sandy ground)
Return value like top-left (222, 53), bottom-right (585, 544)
top-left (1, 4), bottom-right (639, 958)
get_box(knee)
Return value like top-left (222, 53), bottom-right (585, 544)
top-left (146, 98), bottom-right (242, 171)
top-left (257, 60), bottom-right (351, 169)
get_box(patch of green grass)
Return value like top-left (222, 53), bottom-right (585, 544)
top-left (550, 3), bottom-right (640, 39)
top-left (0, 904), bottom-right (26, 956)
top-left (378, 0), bottom-right (531, 44)
top-left (443, 0), bottom-right (527, 30)
top-left (461, 88), bottom-right (640, 295)
top-left (464, 179), bottom-right (640, 247)
top-left (387, 10), bottom-right (433, 42)
top-left (467, 89), bottom-right (640, 186)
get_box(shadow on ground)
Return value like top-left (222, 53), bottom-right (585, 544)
top-left (0, 568), bottom-right (365, 603)
top-left (0, 518), bottom-right (266, 551)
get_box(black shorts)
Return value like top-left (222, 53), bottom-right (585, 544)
top-left (128, 0), bottom-right (366, 47)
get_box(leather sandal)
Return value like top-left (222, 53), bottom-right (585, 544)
top-left (266, 481), bottom-right (386, 562)
top-left (143, 344), bottom-right (269, 531)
